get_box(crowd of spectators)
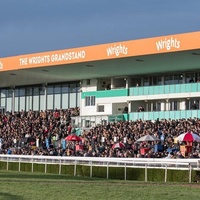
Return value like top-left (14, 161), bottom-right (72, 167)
top-left (0, 108), bottom-right (200, 159)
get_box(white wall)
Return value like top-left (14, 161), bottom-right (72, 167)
top-left (81, 79), bottom-right (97, 92)
top-left (81, 96), bottom-right (128, 116)
top-left (81, 91), bottom-right (200, 116)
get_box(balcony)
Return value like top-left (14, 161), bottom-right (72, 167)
top-left (129, 82), bottom-right (200, 96)
top-left (81, 88), bottom-right (129, 99)
top-left (129, 109), bottom-right (200, 121)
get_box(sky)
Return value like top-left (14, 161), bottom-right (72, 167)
top-left (0, 0), bottom-right (200, 58)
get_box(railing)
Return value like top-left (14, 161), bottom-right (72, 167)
top-left (81, 83), bottom-right (200, 99)
top-left (129, 109), bottom-right (200, 121)
top-left (72, 110), bottom-right (200, 127)
top-left (0, 155), bottom-right (200, 183)
top-left (129, 82), bottom-right (200, 96)
top-left (81, 89), bottom-right (128, 99)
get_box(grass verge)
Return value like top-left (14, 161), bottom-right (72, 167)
top-left (0, 170), bottom-right (199, 200)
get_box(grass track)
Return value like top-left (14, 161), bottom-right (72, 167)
top-left (0, 171), bottom-right (200, 200)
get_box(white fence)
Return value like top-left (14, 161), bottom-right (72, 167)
top-left (0, 155), bottom-right (200, 183)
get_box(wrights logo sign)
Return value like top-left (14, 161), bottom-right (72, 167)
top-left (106, 44), bottom-right (128, 57)
top-left (156, 37), bottom-right (180, 51)
top-left (0, 61), bottom-right (3, 70)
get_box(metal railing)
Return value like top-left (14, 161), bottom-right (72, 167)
top-left (0, 155), bottom-right (200, 183)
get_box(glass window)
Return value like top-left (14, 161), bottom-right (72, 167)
top-left (40, 94), bottom-right (45, 111)
top-left (157, 102), bottom-right (161, 111)
top-left (152, 76), bottom-right (162, 86)
top-left (174, 74), bottom-right (183, 84)
top-left (69, 84), bottom-right (77, 93)
top-left (1, 89), bottom-right (6, 98)
top-left (185, 73), bottom-right (195, 83)
top-left (62, 93), bottom-right (69, 109)
top-left (85, 96), bottom-right (95, 106)
top-left (98, 105), bottom-right (104, 112)
top-left (190, 99), bottom-right (199, 110)
top-left (85, 97), bottom-right (90, 106)
top-left (143, 77), bottom-right (150, 86)
top-left (86, 79), bottom-right (90, 85)
top-left (47, 95), bottom-right (53, 110)
top-left (33, 96), bottom-right (39, 111)
top-left (26, 96), bottom-right (32, 111)
top-left (62, 84), bottom-right (69, 93)
top-left (147, 102), bottom-right (151, 112)
top-left (15, 97), bottom-right (19, 112)
top-left (7, 89), bottom-right (13, 98)
top-left (15, 89), bottom-right (19, 97)
top-left (152, 102), bottom-right (157, 111)
top-left (170, 101), bottom-right (178, 111)
top-left (77, 93), bottom-right (80, 107)
top-left (19, 97), bottom-right (25, 111)
top-left (33, 88), bottom-right (39, 96)
top-left (70, 93), bottom-right (76, 108)
top-left (1, 98), bottom-right (5, 107)
top-left (19, 88), bottom-right (25, 96)
top-left (91, 96), bottom-right (95, 106)
top-left (47, 86), bottom-right (54, 95)
top-left (7, 97), bottom-right (12, 112)
top-left (26, 88), bottom-right (32, 96)
top-left (39, 87), bottom-right (45, 95)
top-left (54, 94), bottom-right (61, 109)
top-left (164, 75), bottom-right (173, 85)
top-left (54, 85), bottom-right (61, 94)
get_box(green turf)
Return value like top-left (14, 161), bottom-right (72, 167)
top-left (0, 170), bottom-right (199, 200)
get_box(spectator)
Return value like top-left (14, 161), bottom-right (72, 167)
top-left (0, 110), bottom-right (200, 159)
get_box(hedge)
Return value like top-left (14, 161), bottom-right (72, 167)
top-left (0, 161), bottom-right (199, 183)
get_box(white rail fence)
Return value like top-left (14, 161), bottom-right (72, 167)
top-left (0, 155), bottom-right (200, 183)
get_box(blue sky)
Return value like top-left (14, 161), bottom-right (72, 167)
top-left (1, 0), bottom-right (200, 57)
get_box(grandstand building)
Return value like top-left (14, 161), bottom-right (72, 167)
top-left (0, 31), bottom-right (200, 127)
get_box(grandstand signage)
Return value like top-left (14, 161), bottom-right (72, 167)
top-left (0, 31), bottom-right (200, 72)
top-left (156, 37), bottom-right (181, 51)
top-left (106, 44), bottom-right (128, 57)
top-left (0, 61), bottom-right (3, 70)
top-left (19, 50), bottom-right (86, 66)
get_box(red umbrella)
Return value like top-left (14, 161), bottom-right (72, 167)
top-left (112, 142), bottom-right (125, 149)
top-left (176, 132), bottom-right (200, 142)
top-left (65, 135), bottom-right (81, 141)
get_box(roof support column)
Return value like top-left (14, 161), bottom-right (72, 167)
top-left (11, 87), bottom-right (15, 115)
top-left (111, 77), bottom-right (114, 89)
top-left (125, 77), bottom-right (130, 89)
top-left (43, 83), bottom-right (47, 111)
top-left (127, 101), bottom-right (131, 113)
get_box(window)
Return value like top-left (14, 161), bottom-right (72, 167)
top-left (174, 74), bottom-right (183, 84)
top-left (98, 105), bottom-right (104, 112)
top-left (85, 96), bottom-right (95, 106)
top-left (91, 96), bottom-right (95, 106)
top-left (185, 73), bottom-right (195, 83)
top-left (86, 79), bottom-right (90, 85)
top-left (143, 77), bottom-right (150, 86)
top-left (7, 89), bottom-right (13, 98)
top-left (186, 99), bottom-right (199, 110)
top-left (170, 101), bottom-right (178, 111)
top-left (69, 84), bottom-right (77, 93)
top-left (62, 84), bottom-right (69, 93)
top-left (26, 88), bottom-right (32, 96)
top-left (47, 86), bottom-right (54, 95)
top-left (152, 76), bottom-right (162, 86)
top-left (164, 75), bottom-right (173, 85)
top-left (85, 97), bottom-right (90, 106)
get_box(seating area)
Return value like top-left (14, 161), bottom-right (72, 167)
top-left (0, 109), bottom-right (200, 158)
